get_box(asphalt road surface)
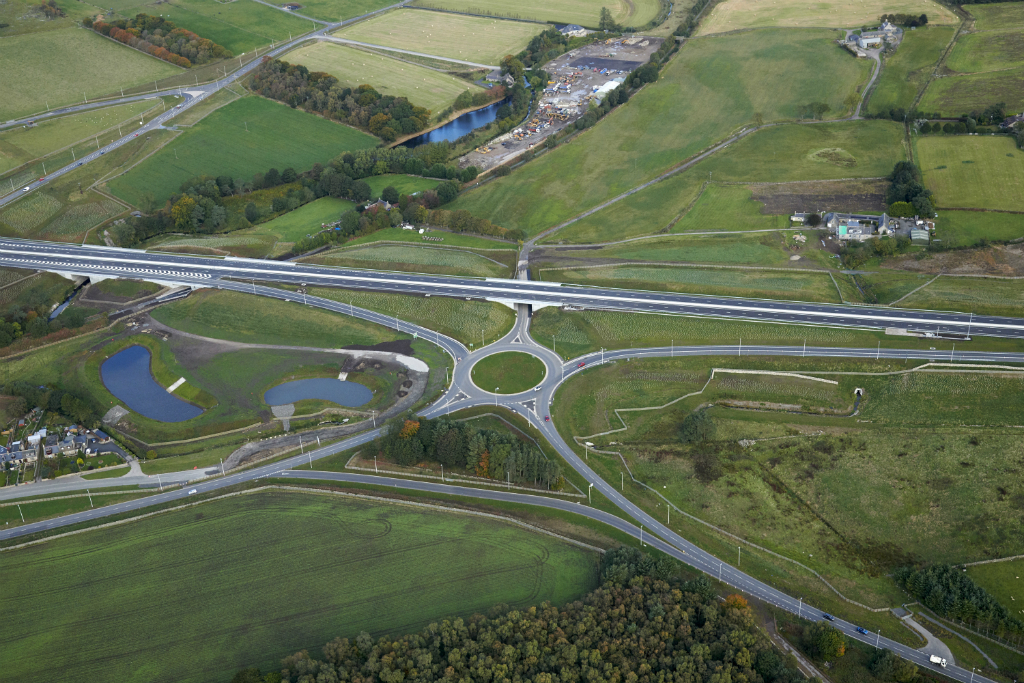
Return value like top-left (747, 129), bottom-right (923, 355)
top-left (2, 236), bottom-right (1021, 338)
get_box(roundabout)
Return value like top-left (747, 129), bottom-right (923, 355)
top-left (469, 351), bottom-right (547, 394)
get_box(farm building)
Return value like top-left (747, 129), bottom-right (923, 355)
top-left (559, 24), bottom-right (586, 38)
top-left (857, 34), bottom-right (883, 48)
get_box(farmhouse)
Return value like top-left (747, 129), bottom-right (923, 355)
top-left (559, 24), bottom-right (586, 38)
top-left (826, 212), bottom-right (935, 241)
top-left (857, 34), bottom-right (883, 49)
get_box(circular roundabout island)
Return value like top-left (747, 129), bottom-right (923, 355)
top-left (470, 351), bottom-right (547, 394)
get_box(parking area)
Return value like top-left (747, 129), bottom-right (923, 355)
top-left (461, 37), bottom-right (664, 171)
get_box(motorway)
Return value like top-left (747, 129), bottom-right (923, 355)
top-left (3, 236), bottom-right (1023, 338)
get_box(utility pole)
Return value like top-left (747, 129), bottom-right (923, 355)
top-left (17, 504), bottom-right (24, 523)
top-left (495, 388), bottom-right (499, 406)
top-left (621, 471), bottom-right (623, 490)
top-left (156, 474), bottom-right (162, 491)
top-left (719, 562), bottom-right (722, 581)
top-left (220, 459), bottom-right (225, 476)
top-left (798, 597), bottom-right (802, 617)
top-left (667, 505), bottom-right (670, 524)
top-left (87, 489), bottom-right (94, 508)
top-left (877, 341), bottom-right (880, 359)
top-left (738, 546), bottom-right (741, 567)
top-left (71, 148), bottom-right (75, 161)
top-left (640, 525), bottom-right (644, 547)
top-left (588, 483), bottom-right (592, 505)
top-left (671, 339), bottom-right (673, 357)
top-left (951, 343), bottom-right (955, 362)
top-left (876, 629), bottom-right (880, 648)
top-left (968, 311), bottom-right (973, 338)
top-left (803, 338), bottom-right (806, 357)
top-left (738, 338), bottom-right (741, 356)
top-left (374, 455), bottom-right (378, 473)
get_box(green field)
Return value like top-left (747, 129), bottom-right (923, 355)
top-left (0, 100), bottom-right (159, 176)
top-left (252, 196), bottom-right (354, 242)
top-left (0, 132), bottom-right (175, 242)
top-left (366, 174), bottom-right (439, 197)
top-left (313, 243), bottom-right (512, 277)
top-left (471, 351), bottom-right (546, 393)
top-left (898, 275), bottom-right (1024, 317)
top-left (151, 288), bottom-right (403, 348)
top-left (916, 136), bottom-right (1024, 211)
top-left (133, 0), bottom-right (314, 53)
top-left (333, 11), bottom-right (544, 64)
top-left (0, 489), bottom-right (599, 683)
top-left (918, 69), bottom-right (1024, 117)
top-left (344, 226), bottom-right (515, 249)
top-left (107, 97), bottom-right (377, 207)
top-left (867, 26), bottom-right (955, 115)
top-left (673, 185), bottom-right (790, 233)
top-left (310, 286), bottom-right (516, 346)
top-left (699, 0), bottom-right (956, 34)
top-left (410, 0), bottom-right (660, 28)
top-left (0, 0), bottom-right (97, 37)
top-left (935, 210), bottom-right (1024, 247)
top-left (968, 559), bottom-right (1024, 618)
top-left (90, 278), bottom-right (159, 300)
top-left (540, 232), bottom-right (813, 268)
top-left (969, 2), bottom-right (1024, 31)
top-left (947, 29), bottom-right (1024, 74)
top-left (451, 29), bottom-right (873, 236)
top-left (276, 0), bottom-right (397, 22)
top-left (545, 264), bottom-right (841, 303)
top-left (550, 121), bottom-right (897, 243)
top-left (855, 270), bottom-right (933, 305)
top-left (0, 28), bottom-right (181, 121)
top-left (285, 42), bottom-right (484, 113)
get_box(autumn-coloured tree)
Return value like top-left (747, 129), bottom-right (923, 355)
top-left (398, 420), bottom-right (420, 439)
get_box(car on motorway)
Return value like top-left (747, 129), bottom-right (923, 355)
top-left (77, 162), bottom-right (82, 166)
top-left (855, 627), bottom-right (868, 635)
top-left (544, 416), bottom-right (550, 422)
top-left (577, 362), bottom-right (585, 368)
top-left (534, 386), bottom-right (542, 391)
top-left (38, 177), bottom-right (44, 181)
top-left (176, 104), bottom-right (182, 108)
top-left (188, 488), bottom-right (198, 495)
top-left (822, 613), bottom-right (835, 621)
top-left (21, 186), bottom-right (29, 192)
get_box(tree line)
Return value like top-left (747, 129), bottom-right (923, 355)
top-left (879, 12), bottom-right (929, 27)
top-left (39, 0), bottom-right (64, 19)
top-left (894, 564), bottom-right (1024, 642)
top-left (252, 60), bottom-right (455, 142)
top-left (2, 380), bottom-right (97, 428)
top-left (232, 547), bottom-right (809, 683)
top-left (674, 0), bottom-right (711, 38)
top-left (0, 281), bottom-right (93, 350)
top-left (372, 415), bottom-right (563, 489)
top-left (85, 13), bottom-right (231, 68)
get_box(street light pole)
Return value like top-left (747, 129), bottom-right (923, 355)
top-left (588, 483), bottom-right (592, 505)
top-left (798, 597), bottom-right (802, 617)
top-left (495, 388), bottom-right (499, 406)
top-left (738, 546), bottom-right (741, 567)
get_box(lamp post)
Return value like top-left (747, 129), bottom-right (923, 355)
top-left (798, 597), bottom-right (802, 617)
top-left (588, 483), bottom-right (592, 505)
top-left (495, 388), bottom-right (499, 406)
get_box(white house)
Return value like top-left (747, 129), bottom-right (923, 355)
top-left (559, 24), bottom-right (586, 38)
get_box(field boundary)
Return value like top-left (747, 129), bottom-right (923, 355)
top-left (538, 261), bottom-right (837, 275)
top-left (329, 243), bottom-right (511, 267)
top-left (0, 487), bottom-right (146, 508)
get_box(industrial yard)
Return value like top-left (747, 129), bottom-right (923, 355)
top-left (462, 37), bottom-right (665, 171)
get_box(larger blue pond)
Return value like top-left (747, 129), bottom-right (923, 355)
top-left (264, 378), bottom-right (372, 407)
top-left (100, 346), bottom-right (204, 422)
top-left (403, 98), bottom-right (506, 147)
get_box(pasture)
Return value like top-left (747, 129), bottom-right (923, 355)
top-left (916, 136), bottom-right (1024, 212)
top-left (947, 28), bottom-right (1024, 74)
top-left (918, 70), bottom-right (1024, 117)
top-left (343, 226), bottom-right (515, 249)
top-left (0, 100), bottom-right (158, 176)
top-left (968, 559), bottom-right (1024, 618)
top-left (281, 0), bottom-right (398, 22)
top-left (867, 26), bottom-right (954, 115)
top-left (0, 0), bottom-right (87, 37)
top-left (544, 264), bottom-right (840, 303)
top-left (409, 0), bottom-right (661, 28)
top-left (0, 28), bottom-right (181, 121)
top-left (366, 174), bottom-right (439, 197)
top-left (312, 243), bottom-right (511, 277)
top-left (968, 2), bottom-right (1024, 31)
top-left (898, 275), bottom-right (1024, 318)
top-left (333, 11), bottom-right (544, 65)
top-left (935, 210), bottom-right (1024, 247)
top-left (252, 196), bottom-right (355, 242)
top-left (310, 286), bottom-right (516, 346)
top-left (0, 489), bottom-right (599, 683)
top-left (699, 0), bottom-right (956, 34)
top-left (450, 29), bottom-right (873, 236)
top-left (673, 185), bottom-right (789, 233)
top-left (151, 288), bottom-right (401, 349)
top-left (146, 0), bottom-right (314, 53)
top-left (285, 42), bottom-right (483, 112)
top-left (539, 232), bottom-right (816, 268)
top-left (107, 97), bottom-right (377, 207)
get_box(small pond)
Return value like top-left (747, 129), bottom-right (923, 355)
top-left (100, 346), bottom-right (204, 422)
top-left (403, 98), bottom-right (507, 147)
top-left (264, 378), bottom-right (372, 407)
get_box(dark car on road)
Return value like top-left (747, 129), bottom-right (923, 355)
top-left (856, 627), bottom-right (868, 635)
top-left (822, 614), bottom-right (835, 621)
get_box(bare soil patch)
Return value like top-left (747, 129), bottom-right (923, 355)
top-left (750, 179), bottom-right (888, 215)
top-left (885, 243), bottom-right (1024, 276)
